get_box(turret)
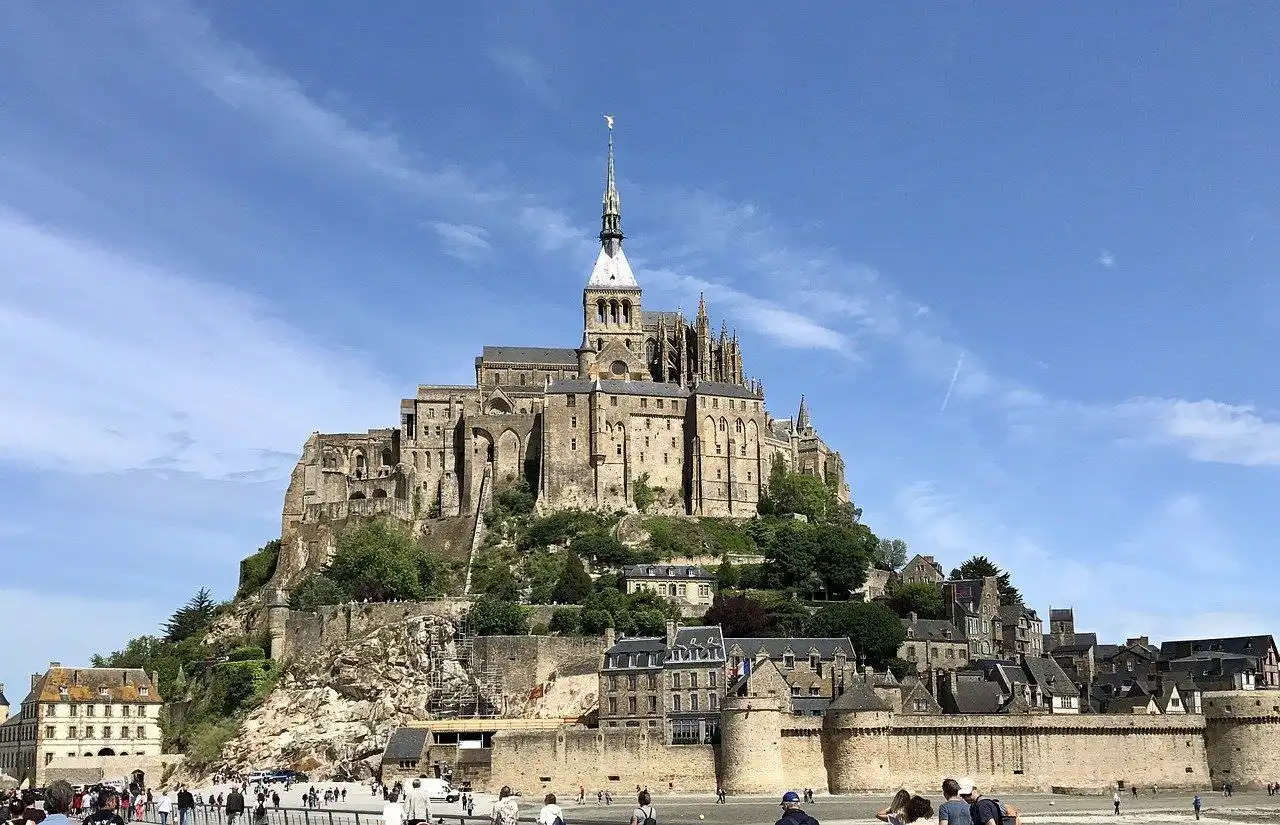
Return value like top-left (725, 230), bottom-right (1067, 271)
top-left (719, 693), bottom-right (784, 793)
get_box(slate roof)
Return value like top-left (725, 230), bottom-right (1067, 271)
top-left (1161, 635), bottom-right (1278, 662)
top-left (0, 686), bottom-right (9, 708)
top-left (1021, 656), bottom-right (1079, 696)
top-left (480, 346), bottom-right (580, 366)
top-left (827, 681), bottom-right (888, 712)
top-left (792, 697), bottom-right (833, 716)
top-left (25, 667), bottom-right (162, 705)
top-left (691, 381), bottom-right (761, 400)
top-left (725, 637), bottom-right (854, 660)
top-left (948, 679), bottom-right (1007, 714)
top-left (384, 727), bottom-right (428, 762)
top-left (546, 379), bottom-right (690, 398)
top-left (623, 564), bottom-right (715, 581)
top-left (602, 637), bottom-right (666, 670)
top-left (998, 604), bottom-right (1040, 624)
top-left (642, 311), bottom-right (683, 327)
top-left (669, 625), bottom-right (726, 663)
top-left (946, 579), bottom-right (990, 610)
top-left (902, 616), bottom-right (967, 643)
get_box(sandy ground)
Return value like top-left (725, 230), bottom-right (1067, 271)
top-left (177, 783), bottom-right (1280, 825)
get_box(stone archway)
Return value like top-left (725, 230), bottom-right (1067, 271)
top-left (97, 747), bottom-right (116, 756)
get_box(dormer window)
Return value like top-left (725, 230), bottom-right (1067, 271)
top-left (139, 688), bottom-right (149, 697)
top-left (99, 688), bottom-right (110, 699)
top-left (782, 654), bottom-right (795, 668)
top-left (59, 686), bottom-right (69, 699)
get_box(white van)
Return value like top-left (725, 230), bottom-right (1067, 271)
top-left (245, 770), bottom-right (272, 784)
top-left (414, 778), bottom-right (458, 803)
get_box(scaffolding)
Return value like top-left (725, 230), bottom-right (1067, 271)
top-left (425, 614), bottom-right (503, 718)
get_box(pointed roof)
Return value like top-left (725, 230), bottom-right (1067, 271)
top-left (587, 117), bottom-right (635, 289)
top-left (587, 245), bottom-right (638, 288)
top-left (828, 680), bottom-right (887, 712)
top-left (796, 395), bottom-right (810, 431)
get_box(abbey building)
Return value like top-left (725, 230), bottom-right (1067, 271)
top-left (281, 130), bottom-right (847, 540)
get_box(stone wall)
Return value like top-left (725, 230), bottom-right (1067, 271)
top-left (278, 601), bottom-right (467, 661)
top-left (42, 753), bottom-right (185, 788)
top-left (487, 725), bottom-right (717, 796)
top-left (475, 636), bottom-right (606, 701)
top-left (1204, 689), bottom-right (1280, 789)
top-left (821, 711), bottom-right (1209, 794)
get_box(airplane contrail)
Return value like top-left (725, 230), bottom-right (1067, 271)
top-left (939, 352), bottom-right (964, 415)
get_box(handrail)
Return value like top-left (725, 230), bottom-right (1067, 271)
top-left (130, 804), bottom-right (495, 825)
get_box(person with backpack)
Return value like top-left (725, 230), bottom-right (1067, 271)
top-left (537, 794), bottom-right (564, 825)
top-left (629, 791), bottom-right (656, 825)
top-left (1192, 795), bottom-right (1202, 821)
top-left (490, 787), bottom-right (519, 825)
top-left (777, 791), bottom-right (819, 825)
top-left (959, 779), bottom-right (1018, 825)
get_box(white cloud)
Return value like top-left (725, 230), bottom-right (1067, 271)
top-left (129, 2), bottom-right (507, 206)
top-left (641, 266), bottom-right (854, 354)
top-left (432, 222), bottom-right (492, 263)
top-left (517, 206), bottom-right (589, 256)
top-left (1099, 248), bottom-right (1116, 268)
top-left (486, 48), bottom-right (558, 105)
top-left (0, 208), bottom-right (398, 480)
top-left (1110, 398), bottom-right (1280, 467)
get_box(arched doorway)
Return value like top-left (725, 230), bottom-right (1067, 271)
top-left (97, 747), bottom-right (116, 756)
top-left (349, 491), bottom-right (366, 500)
top-left (371, 488), bottom-right (388, 499)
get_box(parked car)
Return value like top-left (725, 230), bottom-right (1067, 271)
top-left (418, 778), bottom-right (459, 803)
top-left (266, 770), bottom-right (307, 784)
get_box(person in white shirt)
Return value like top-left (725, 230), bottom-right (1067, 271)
top-left (404, 779), bottom-right (432, 825)
top-left (538, 794), bottom-right (564, 825)
top-left (156, 792), bottom-right (173, 825)
top-left (383, 792), bottom-right (406, 825)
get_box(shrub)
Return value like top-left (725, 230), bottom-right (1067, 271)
top-left (549, 608), bottom-right (582, 635)
top-left (186, 720), bottom-right (237, 767)
top-left (227, 646), bottom-right (266, 662)
top-left (237, 540), bottom-right (281, 599)
top-left (289, 574), bottom-right (346, 610)
top-left (469, 597), bottom-right (529, 636)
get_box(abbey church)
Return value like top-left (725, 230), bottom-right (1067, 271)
top-left (281, 130), bottom-right (848, 542)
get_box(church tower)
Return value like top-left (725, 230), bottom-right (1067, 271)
top-left (582, 119), bottom-right (647, 380)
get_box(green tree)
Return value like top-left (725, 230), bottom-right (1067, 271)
top-left (525, 549), bottom-right (564, 604)
top-left (551, 552), bottom-right (593, 604)
top-left (888, 582), bottom-right (947, 619)
top-left (492, 480), bottom-right (535, 517)
top-left (805, 602), bottom-right (906, 667)
top-left (771, 472), bottom-right (836, 523)
top-left (631, 473), bottom-right (658, 513)
top-left (162, 588), bottom-right (217, 643)
top-left (810, 523), bottom-right (873, 599)
top-left (873, 538), bottom-right (908, 571)
top-left (326, 518), bottom-right (435, 601)
top-left (949, 555), bottom-right (1022, 606)
top-left (570, 533), bottom-right (634, 567)
top-left (715, 557), bottom-right (740, 590)
top-left (290, 574), bottom-right (346, 609)
top-left (237, 540), bottom-right (281, 598)
top-left (763, 599), bottom-right (813, 636)
top-left (548, 607), bottom-right (582, 634)
top-left (469, 597), bottom-right (529, 636)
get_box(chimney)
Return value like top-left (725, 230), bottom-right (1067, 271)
top-left (31, 674), bottom-right (40, 690)
top-left (665, 620), bottom-right (677, 647)
top-left (908, 611), bottom-right (918, 624)
top-left (604, 627), bottom-right (617, 650)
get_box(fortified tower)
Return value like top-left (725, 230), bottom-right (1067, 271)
top-left (718, 694), bottom-right (785, 793)
top-left (1204, 690), bottom-right (1280, 789)
top-left (822, 701), bottom-right (894, 791)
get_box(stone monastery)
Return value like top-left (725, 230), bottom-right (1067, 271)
top-left (282, 128), bottom-right (847, 539)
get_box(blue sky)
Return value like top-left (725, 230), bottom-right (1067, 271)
top-left (2, 2), bottom-right (1278, 703)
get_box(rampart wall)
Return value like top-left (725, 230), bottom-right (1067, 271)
top-left (820, 711), bottom-right (1209, 793)
top-left (43, 754), bottom-right (185, 787)
top-left (475, 636), bottom-right (605, 699)
top-left (277, 600), bottom-right (467, 661)
top-left (488, 726), bottom-right (717, 796)
top-left (1204, 690), bottom-right (1280, 789)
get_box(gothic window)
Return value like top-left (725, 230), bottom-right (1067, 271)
top-left (716, 469), bottom-right (721, 479)
top-left (427, 409), bottom-right (436, 419)
top-left (597, 299), bottom-right (606, 323)
top-left (667, 420), bottom-right (672, 430)
top-left (747, 471), bottom-right (752, 481)
top-left (719, 418), bottom-right (727, 431)
top-left (520, 373), bottom-right (527, 385)
top-left (646, 339), bottom-right (657, 362)
top-left (625, 338), bottom-right (632, 350)
top-left (644, 437), bottom-right (650, 447)
top-left (735, 419), bottom-right (744, 433)
top-left (712, 398), bottom-right (718, 409)
top-left (439, 451), bottom-right (445, 469)
top-left (663, 453), bottom-right (668, 463)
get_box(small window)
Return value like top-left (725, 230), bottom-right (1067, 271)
top-left (567, 394), bottom-right (577, 408)
top-left (608, 697), bottom-right (617, 714)
top-left (811, 685), bottom-right (822, 696)
top-left (790, 685), bottom-right (800, 697)
top-left (783, 654), bottom-right (795, 668)
top-left (610, 396), bottom-right (618, 407)
top-left (657, 400), bottom-right (664, 409)
top-left (616, 444), bottom-right (623, 456)
top-left (640, 398), bottom-right (648, 408)
top-left (672, 695), bottom-right (681, 712)
top-left (571, 416), bottom-right (578, 428)
top-left (673, 401), bottom-right (679, 411)
top-left (571, 438), bottom-right (577, 450)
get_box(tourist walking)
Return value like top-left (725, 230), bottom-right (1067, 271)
top-left (225, 786), bottom-right (245, 825)
top-left (630, 791), bottom-right (656, 825)
top-left (1193, 795), bottom-right (1202, 821)
top-left (177, 786), bottom-right (195, 825)
top-left (939, 780), bottom-right (972, 825)
top-left (537, 794), bottom-right (564, 825)
top-left (84, 791), bottom-right (125, 825)
top-left (1113, 791), bottom-right (1121, 815)
top-left (776, 791), bottom-right (819, 825)
top-left (382, 792), bottom-right (406, 825)
top-left (960, 779), bottom-right (1019, 825)
top-left (404, 779), bottom-right (432, 825)
top-left (156, 791), bottom-right (173, 825)
top-left (491, 787), bottom-right (519, 825)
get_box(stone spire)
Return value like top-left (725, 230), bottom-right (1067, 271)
top-left (697, 292), bottom-right (708, 322)
top-left (600, 117), bottom-right (623, 255)
top-left (796, 395), bottom-right (810, 432)
top-left (587, 116), bottom-right (637, 288)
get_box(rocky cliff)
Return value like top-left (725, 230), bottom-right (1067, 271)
top-left (196, 612), bottom-right (599, 782)
top-left (205, 613), bottom-right (479, 780)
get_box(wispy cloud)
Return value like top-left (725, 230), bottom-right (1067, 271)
top-left (1109, 398), bottom-right (1280, 467)
top-left (129, 3), bottom-right (507, 206)
top-left (1099, 248), bottom-right (1116, 268)
top-left (517, 206), bottom-right (591, 256)
top-left (641, 265), bottom-right (853, 354)
top-left (487, 48), bottom-right (558, 106)
top-left (0, 208), bottom-right (398, 480)
top-left (432, 222), bottom-right (492, 263)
